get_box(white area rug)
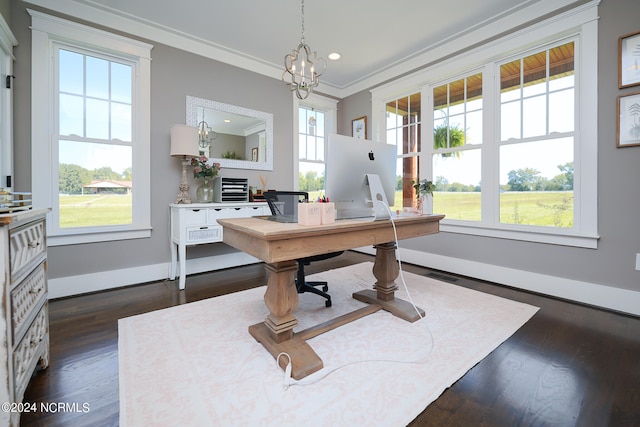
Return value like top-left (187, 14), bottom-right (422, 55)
top-left (118, 262), bottom-right (538, 426)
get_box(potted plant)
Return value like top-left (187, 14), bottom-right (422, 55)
top-left (191, 155), bottom-right (221, 203)
top-left (411, 179), bottom-right (435, 214)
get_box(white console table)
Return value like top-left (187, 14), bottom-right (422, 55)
top-left (169, 202), bottom-right (269, 290)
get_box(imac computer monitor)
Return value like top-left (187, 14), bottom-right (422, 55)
top-left (325, 134), bottom-right (396, 220)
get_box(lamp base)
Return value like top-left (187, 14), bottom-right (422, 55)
top-left (175, 158), bottom-right (192, 204)
top-left (175, 183), bottom-right (192, 204)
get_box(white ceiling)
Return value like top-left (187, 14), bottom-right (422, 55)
top-left (25, 0), bottom-right (568, 97)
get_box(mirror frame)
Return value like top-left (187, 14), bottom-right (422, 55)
top-left (186, 96), bottom-right (273, 170)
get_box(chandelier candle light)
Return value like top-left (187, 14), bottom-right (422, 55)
top-left (170, 124), bottom-right (200, 204)
top-left (282, 0), bottom-right (326, 99)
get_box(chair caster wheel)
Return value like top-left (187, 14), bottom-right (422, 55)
top-left (325, 299), bottom-right (332, 308)
top-left (322, 285), bottom-right (328, 292)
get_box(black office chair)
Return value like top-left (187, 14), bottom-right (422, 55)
top-left (263, 191), bottom-right (342, 308)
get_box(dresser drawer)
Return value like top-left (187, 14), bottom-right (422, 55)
top-left (13, 306), bottom-right (48, 400)
top-left (10, 219), bottom-right (46, 283)
top-left (11, 261), bottom-right (47, 343)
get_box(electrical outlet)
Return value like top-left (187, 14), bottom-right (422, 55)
top-left (636, 254), bottom-right (640, 271)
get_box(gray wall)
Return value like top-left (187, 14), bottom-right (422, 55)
top-left (10, 2), bottom-right (295, 279)
top-left (338, 0), bottom-right (640, 294)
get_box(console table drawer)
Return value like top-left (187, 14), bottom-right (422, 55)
top-left (11, 261), bottom-right (47, 342)
top-left (9, 219), bottom-right (45, 283)
top-left (208, 206), bottom-right (268, 222)
top-left (186, 225), bottom-right (222, 244)
top-left (184, 209), bottom-right (208, 225)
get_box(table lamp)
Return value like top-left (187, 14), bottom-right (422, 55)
top-left (170, 124), bottom-right (199, 204)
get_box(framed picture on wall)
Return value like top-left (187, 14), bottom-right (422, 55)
top-left (619, 30), bottom-right (640, 88)
top-left (352, 116), bottom-right (367, 139)
top-left (251, 147), bottom-right (258, 161)
top-left (617, 91), bottom-right (640, 147)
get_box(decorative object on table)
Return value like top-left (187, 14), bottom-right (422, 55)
top-left (411, 178), bottom-right (435, 215)
top-left (212, 177), bottom-right (249, 202)
top-left (259, 175), bottom-right (268, 194)
top-left (191, 155), bottom-right (221, 203)
top-left (0, 190), bottom-right (32, 213)
top-left (170, 124), bottom-right (200, 204)
top-left (282, 0), bottom-right (326, 100)
top-left (616, 91), bottom-right (640, 147)
top-left (197, 109), bottom-right (216, 155)
top-left (619, 30), bottom-right (640, 89)
top-left (352, 116), bottom-right (367, 139)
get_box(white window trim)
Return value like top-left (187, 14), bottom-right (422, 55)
top-left (29, 10), bottom-right (153, 246)
top-left (0, 13), bottom-right (17, 192)
top-left (371, 3), bottom-right (599, 249)
top-left (292, 93), bottom-right (338, 190)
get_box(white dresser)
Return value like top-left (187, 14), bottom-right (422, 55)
top-left (169, 202), bottom-right (269, 290)
top-left (0, 209), bottom-right (49, 427)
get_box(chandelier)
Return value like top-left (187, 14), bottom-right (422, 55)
top-left (282, 0), bottom-right (326, 99)
top-left (197, 110), bottom-right (216, 152)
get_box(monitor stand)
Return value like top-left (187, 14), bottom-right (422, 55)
top-left (366, 173), bottom-right (391, 221)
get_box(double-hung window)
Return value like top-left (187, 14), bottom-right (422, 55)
top-left (386, 93), bottom-right (421, 210)
top-left (298, 106), bottom-right (326, 193)
top-left (295, 95), bottom-right (337, 193)
top-left (30, 11), bottom-right (152, 245)
top-left (498, 42), bottom-right (575, 227)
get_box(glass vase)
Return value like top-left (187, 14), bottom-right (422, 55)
top-left (418, 194), bottom-right (432, 215)
top-left (195, 177), bottom-right (214, 203)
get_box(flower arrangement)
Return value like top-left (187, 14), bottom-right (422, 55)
top-left (191, 155), bottom-right (220, 179)
top-left (411, 179), bottom-right (435, 199)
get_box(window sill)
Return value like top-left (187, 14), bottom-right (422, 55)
top-left (48, 227), bottom-right (152, 246)
top-left (440, 221), bottom-right (599, 249)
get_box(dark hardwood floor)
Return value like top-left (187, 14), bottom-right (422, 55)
top-left (20, 251), bottom-right (640, 426)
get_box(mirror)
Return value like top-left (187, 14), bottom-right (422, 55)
top-left (186, 96), bottom-right (273, 170)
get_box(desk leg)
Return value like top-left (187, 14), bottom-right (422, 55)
top-left (352, 242), bottom-right (425, 322)
top-left (248, 260), bottom-right (323, 380)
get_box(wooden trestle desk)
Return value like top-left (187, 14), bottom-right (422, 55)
top-left (217, 214), bottom-right (444, 380)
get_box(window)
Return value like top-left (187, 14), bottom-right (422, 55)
top-left (57, 47), bottom-right (134, 228)
top-left (371, 5), bottom-right (598, 248)
top-left (499, 43), bottom-right (574, 227)
top-left (294, 95), bottom-right (337, 193)
top-left (386, 93), bottom-right (421, 210)
top-left (298, 106), bottom-right (326, 195)
top-left (432, 73), bottom-right (483, 221)
top-left (30, 11), bottom-right (152, 245)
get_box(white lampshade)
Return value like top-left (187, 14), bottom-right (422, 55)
top-left (170, 124), bottom-right (199, 157)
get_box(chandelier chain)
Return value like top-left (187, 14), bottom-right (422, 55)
top-left (300, 0), bottom-right (305, 42)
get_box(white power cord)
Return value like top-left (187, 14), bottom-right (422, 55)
top-left (277, 352), bottom-right (293, 390)
top-left (275, 202), bottom-right (435, 390)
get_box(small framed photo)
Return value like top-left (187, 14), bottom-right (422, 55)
top-left (619, 30), bottom-right (640, 88)
top-left (352, 116), bottom-right (367, 139)
top-left (617, 91), bottom-right (640, 147)
top-left (251, 147), bottom-right (258, 161)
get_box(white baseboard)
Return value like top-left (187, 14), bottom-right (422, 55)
top-left (48, 252), bottom-right (261, 299)
top-left (355, 246), bottom-right (640, 317)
